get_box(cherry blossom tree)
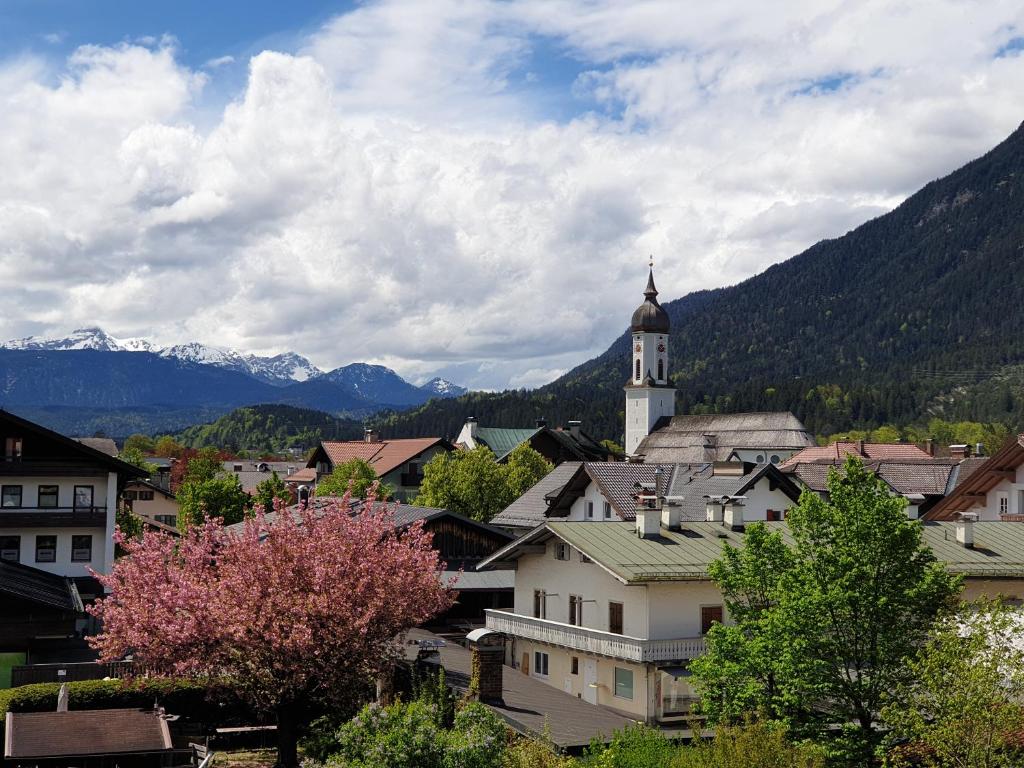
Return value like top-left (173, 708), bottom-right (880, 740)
top-left (88, 493), bottom-right (456, 767)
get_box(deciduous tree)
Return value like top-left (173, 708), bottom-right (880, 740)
top-left (177, 475), bottom-right (252, 529)
top-left (254, 471), bottom-right (291, 514)
top-left (89, 497), bottom-right (455, 767)
top-left (315, 457), bottom-right (393, 499)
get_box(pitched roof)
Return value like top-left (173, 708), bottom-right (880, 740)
top-left (635, 412), bottom-right (814, 462)
top-left (666, 463), bottom-right (803, 521)
top-left (4, 709), bottom-right (172, 758)
top-left (0, 559), bottom-right (83, 611)
top-left (788, 459), bottom-right (958, 496)
top-left (315, 438), bottom-right (449, 477)
top-left (284, 467), bottom-right (317, 483)
top-left (780, 441), bottom-right (933, 469)
top-left (73, 437), bottom-right (119, 457)
top-left (125, 478), bottom-right (175, 499)
top-left (491, 462), bottom-right (582, 529)
top-left (925, 435), bottom-right (1024, 520)
top-left (481, 520), bottom-right (1024, 584)
top-left (472, 427), bottom-right (543, 461)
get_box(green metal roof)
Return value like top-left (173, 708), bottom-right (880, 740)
top-left (482, 521), bottom-right (1024, 585)
top-left (474, 427), bottom-right (542, 461)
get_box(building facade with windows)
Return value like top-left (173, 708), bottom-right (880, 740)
top-left (123, 479), bottom-right (179, 528)
top-left (0, 410), bottom-right (146, 592)
top-left (479, 511), bottom-right (1024, 723)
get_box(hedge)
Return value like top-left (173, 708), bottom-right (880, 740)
top-left (0, 677), bottom-right (258, 725)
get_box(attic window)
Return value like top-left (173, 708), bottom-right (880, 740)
top-left (4, 437), bottom-right (21, 461)
top-left (554, 543), bottom-right (570, 561)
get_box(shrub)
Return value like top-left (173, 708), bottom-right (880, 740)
top-left (329, 700), bottom-right (445, 768)
top-left (584, 724), bottom-right (676, 768)
top-left (500, 735), bottom-right (575, 768)
top-left (677, 723), bottom-right (825, 768)
top-left (444, 703), bottom-right (508, 768)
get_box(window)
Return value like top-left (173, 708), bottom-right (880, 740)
top-left (233, 464), bottom-right (243, 472)
top-left (408, 461), bottom-right (420, 475)
top-left (533, 651), bottom-right (549, 677)
top-left (124, 490), bottom-right (138, 501)
top-left (554, 543), bottom-right (570, 561)
top-left (569, 595), bottom-right (583, 626)
top-left (71, 535), bottom-right (92, 562)
top-left (155, 515), bottom-right (177, 526)
top-left (0, 535), bottom-right (19, 561)
top-left (999, 493), bottom-right (1009, 515)
top-left (770, 455), bottom-right (780, 464)
top-left (614, 667), bottom-right (634, 699)
top-left (609, 601), bottom-right (624, 634)
top-left (35, 535), bottom-right (57, 563)
top-left (585, 501), bottom-right (594, 519)
top-left (571, 657), bottom-right (579, 675)
top-left (138, 490), bottom-right (154, 501)
top-left (73, 485), bottom-right (94, 509)
top-left (603, 501), bottom-right (613, 519)
top-left (657, 358), bottom-right (664, 380)
top-left (4, 437), bottom-right (22, 461)
top-left (767, 509), bottom-right (782, 522)
top-left (533, 590), bottom-right (546, 619)
top-left (701, 605), bottom-right (724, 635)
top-left (38, 485), bottom-right (58, 508)
top-left (1, 485), bottom-right (22, 508)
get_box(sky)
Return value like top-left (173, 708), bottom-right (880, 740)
top-left (1, 1), bottom-right (1024, 390)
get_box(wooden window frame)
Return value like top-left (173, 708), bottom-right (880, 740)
top-left (701, 605), bottom-right (724, 635)
top-left (71, 535), bottom-right (92, 563)
top-left (609, 601), bottom-right (624, 635)
top-left (35, 535), bottom-right (57, 563)
top-left (1, 485), bottom-right (22, 508)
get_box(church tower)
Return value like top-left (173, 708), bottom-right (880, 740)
top-left (624, 267), bottom-right (675, 456)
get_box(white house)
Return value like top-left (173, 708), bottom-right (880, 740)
top-left (0, 410), bottom-right (146, 599)
top-left (925, 434), bottom-right (1024, 521)
top-left (479, 509), bottom-right (1024, 723)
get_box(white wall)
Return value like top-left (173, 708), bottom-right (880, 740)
top-left (732, 448), bottom-right (800, 464)
top-left (0, 475), bottom-right (109, 509)
top-left (734, 476), bottom-right (796, 522)
top-left (966, 465), bottom-right (1024, 520)
top-left (0, 526), bottom-right (108, 579)
top-left (566, 482), bottom-right (620, 521)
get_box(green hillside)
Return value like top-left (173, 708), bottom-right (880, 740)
top-left (374, 121), bottom-right (1024, 442)
top-left (179, 404), bottom-right (364, 453)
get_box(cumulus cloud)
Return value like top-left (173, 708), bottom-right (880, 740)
top-left (1, 2), bottom-right (1024, 389)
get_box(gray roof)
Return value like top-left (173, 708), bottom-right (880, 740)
top-left (5, 709), bottom-right (172, 758)
top-left (441, 570), bottom-right (514, 590)
top-left (635, 411), bottom-right (815, 462)
top-left (481, 520), bottom-right (1024, 584)
top-left (665, 463), bottom-right (802, 521)
top-left (491, 462), bottom-right (581, 529)
top-left (73, 437), bottom-right (119, 457)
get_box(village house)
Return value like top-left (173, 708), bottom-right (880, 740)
top-left (122, 479), bottom-right (178, 527)
top-left (222, 459), bottom-right (304, 494)
top-left (478, 506), bottom-right (1024, 723)
top-left (455, 418), bottom-right (616, 464)
top-left (305, 431), bottom-right (453, 502)
top-left (924, 434), bottom-right (1024, 521)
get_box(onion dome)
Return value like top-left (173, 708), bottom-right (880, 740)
top-left (630, 269), bottom-right (670, 333)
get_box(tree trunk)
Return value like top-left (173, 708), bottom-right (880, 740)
top-left (275, 704), bottom-right (299, 768)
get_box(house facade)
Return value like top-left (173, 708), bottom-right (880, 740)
top-left (479, 512), bottom-right (1024, 723)
top-left (455, 418), bottom-right (616, 464)
top-left (123, 479), bottom-right (179, 527)
top-left (306, 432), bottom-right (453, 502)
top-left (0, 410), bottom-right (145, 589)
top-left (924, 434), bottom-right (1024, 521)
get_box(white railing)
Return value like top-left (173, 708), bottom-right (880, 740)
top-left (484, 610), bottom-right (705, 662)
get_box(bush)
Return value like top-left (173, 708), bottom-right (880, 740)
top-left (0, 677), bottom-right (255, 726)
top-left (329, 700), bottom-right (445, 768)
top-left (584, 724), bottom-right (676, 768)
top-left (677, 723), bottom-right (826, 768)
top-left (500, 735), bottom-right (575, 768)
top-left (444, 703), bottom-right (508, 768)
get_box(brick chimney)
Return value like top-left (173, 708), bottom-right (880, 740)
top-left (466, 629), bottom-right (505, 705)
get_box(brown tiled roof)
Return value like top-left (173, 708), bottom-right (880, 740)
top-left (317, 438), bottom-right (448, 477)
top-left (4, 709), bottom-right (172, 758)
top-left (952, 457), bottom-right (989, 488)
top-left (780, 442), bottom-right (932, 469)
top-left (789, 459), bottom-right (957, 496)
top-left (285, 467), bottom-right (317, 483)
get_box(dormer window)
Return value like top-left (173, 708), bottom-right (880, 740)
top-left (4, 437), bottom-right (21, 461)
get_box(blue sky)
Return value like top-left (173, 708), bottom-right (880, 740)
top-left (0, 1), bottom-right (1023, 389)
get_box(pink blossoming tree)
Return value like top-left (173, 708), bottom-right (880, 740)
top-left (88, 493), bottom-right (455, 767)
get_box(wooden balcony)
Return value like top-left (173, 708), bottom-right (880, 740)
top-left (0, 507), bottom-right (107, 528)
top-left (484, 609), bottom-right (706, 662)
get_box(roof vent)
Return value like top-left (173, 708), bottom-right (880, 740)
top-left (956, 511), bottom-right (978, 548)
top-left (724, 496), bottom-right (747, 532)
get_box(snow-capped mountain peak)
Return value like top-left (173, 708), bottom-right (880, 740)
top-left (420, 377), bottom-right (467, 397)
top-left (4, 327), bottom-right (124, 352)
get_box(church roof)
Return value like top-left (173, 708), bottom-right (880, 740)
top-left (630, 269), bottom-right (670, 333)
top-left (635, 412), bottom-right (815, 462)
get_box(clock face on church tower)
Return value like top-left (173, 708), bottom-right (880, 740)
top-left (657, 343), bottom-right (666, 352)
top-left (634, 344), bottom-right (642, 353)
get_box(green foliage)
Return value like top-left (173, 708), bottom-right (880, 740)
top-left (118, 445), bottom-right (157, 474)
top-left (690, 524), bottom-right (800, 724)
top-left (414, 445), bottom-right (550, 522)
top-left (153, 435), bottom-right (186, 458)
top-left (676, 723), bottom-right (825, 768)
top-left (177, 474), bottom-right (252, 529)
top-left (253, 471), bottom-right (291, 514)
top-left (584, 724), bottom-right (677, 767)
top-left (500, 734), bottom-right (575, 768)
top-left (599, 439), bottom-right (624, 456)
top-left (822, 418), bottom-right (1011, 457)
top-left (881, 600), bottom-right (1024, 767)
top-left (123, 433), bottom-right (156, 454)
top-left (179, 404), bottom-right (364, 454)
top-left (316, 458), bottom-right (393, 499)
top-left (692, 458), bottom-right (962, 761)
top-left (181, 446), bottom-right (224, 484)
top-left (114, 505), bottom-right (145, 556)
top-left (0, 677), bottom-right (252, 725)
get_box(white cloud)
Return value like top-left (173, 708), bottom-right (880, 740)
top-left (1, 3), bottom-right (1024, 390)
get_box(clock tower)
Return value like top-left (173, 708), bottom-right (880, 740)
top-left (624, 266), bottom-right (675, 456)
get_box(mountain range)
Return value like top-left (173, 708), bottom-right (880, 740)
top-left (0, 330), bottom-right (466, 436)
top-left (373, 120), bottom-right (1024, 442)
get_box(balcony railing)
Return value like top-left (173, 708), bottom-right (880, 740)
top-left (484, 609), bottom-right (706, 663)
top-left (0, 507), bottom-right (107, 528)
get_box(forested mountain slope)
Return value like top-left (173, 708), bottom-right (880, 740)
top-left (376, 121), bottom-right (1024, 441)
top-left (178, 405), bottom-right (364, 453)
